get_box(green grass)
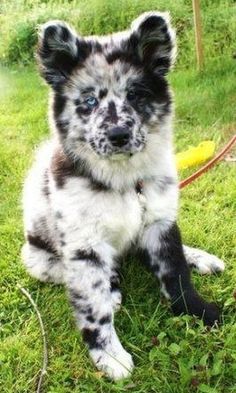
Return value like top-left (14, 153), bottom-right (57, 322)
top-left (1, 1), bottom-right (236, 391)
top-left (0, 0), bottom-right (235, 67)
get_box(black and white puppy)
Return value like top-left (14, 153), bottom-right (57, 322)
top-left (22, 12), bottom-right (225, 380)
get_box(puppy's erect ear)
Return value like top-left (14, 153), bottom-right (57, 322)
top-left (129, 12), bottom-right (176, 75)
top-left (37, 21), bottom-right (90, 89)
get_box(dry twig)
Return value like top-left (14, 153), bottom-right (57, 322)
top-left (17, 284), bottom-right (48, 393)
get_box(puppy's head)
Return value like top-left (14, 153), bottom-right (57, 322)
top-left (38, 12), bottom-right (176, 159)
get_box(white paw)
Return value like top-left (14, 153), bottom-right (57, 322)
top-left (184, 246), bottom-right (225, 275)
top-left (193, 253), bottom-right (225, 274)
top-left (92, 348), bottom-right (134, 380)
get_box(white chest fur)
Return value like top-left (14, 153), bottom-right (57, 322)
top-left (52, 177), bottom-right (142, 253)
top-left (52, 176), bottom-right (178, 254)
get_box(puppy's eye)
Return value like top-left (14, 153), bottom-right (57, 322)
top-left (127, 90), bottom-right (136, 101)
top-left (85, 96), bottom-right (98, 108)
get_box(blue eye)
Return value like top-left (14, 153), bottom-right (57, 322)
top-left (85, 96), bottom-right (98, 107)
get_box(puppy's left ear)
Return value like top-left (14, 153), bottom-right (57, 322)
top-left (37, 21), bottom-right (90, 89)
top-left (129, 12), bottom-right (176, 75)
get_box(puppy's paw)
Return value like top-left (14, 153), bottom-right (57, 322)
top-left (172, 289), bottom-right (220, 327)
top-left (201, 302), bottom-right (220, 327)
top-left (192, 252), bottom-right (225, 275)
top-left (183, 246), bottom-right (225, 274)
top-left (91, 348), bottom-right (134, 380)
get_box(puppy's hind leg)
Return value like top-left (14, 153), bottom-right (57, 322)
top-left (183, 245), bottom-right (225, 275)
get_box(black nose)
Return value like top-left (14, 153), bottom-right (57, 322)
top-left (108, 127), bottom-right (131, 147)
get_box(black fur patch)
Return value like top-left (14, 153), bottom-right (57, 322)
top-left (128, 74), bottom-right (171, 122)
top-left (158, 223), bottom-right (186, 262)
top-left (82, 328), bottom-right (102, 349)
top-left (71, 249), bottom-right (102, 266)
top-left (99, 88), bottom-right (108, 99)
top-left (42, 169), bottom-right (50, 198)
top-left (69, 289), bottom-right (86, 309)
top-left (86, 315), bottom-right (96, 323)
top-left (76, 105), bottom-right (93, 117)
top-left (110, 281), bottom-right (120, 292)
top-left (74, 98), bottom-right (81, 106)
top-left (53, 93), bottom-right (66, 121)
top-left (107, 101), bottom-right (118, 124)
top-left (27, 233), bottom-right (56, 254)
top-left (90, 180), bottom-right (110, 192)
top-left (105, 46), bottom-right (140, 66)
top-left (110, 272), bottom-right (120, 292)
top-left (99, 315), bottom-right (111, 325)
top-left (81, 86), bottom-right (95, 95)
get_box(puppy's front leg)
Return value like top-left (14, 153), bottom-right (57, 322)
top-left (64, 244), bottom-right (133, 380)
top-left (140, 221), bottom-right (220, 326)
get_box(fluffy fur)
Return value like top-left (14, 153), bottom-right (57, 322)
top-left (22, 12), bottom-right (224, 380)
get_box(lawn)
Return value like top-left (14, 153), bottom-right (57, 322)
top-left (0, 1), bottom-right (236, 393)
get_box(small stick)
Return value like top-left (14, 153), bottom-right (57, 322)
top-left (17, 284), bottom-right (48, 393)
top-left (192, 0), bottom-right (204, 70)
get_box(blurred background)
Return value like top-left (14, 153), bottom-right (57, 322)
top-left (0, 0), bottom-right (235, 68)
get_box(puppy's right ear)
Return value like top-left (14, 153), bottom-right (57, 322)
top-left (129, 12), bottom-right (176, 76)
top-left (37, 21), bottom-right (90, 89)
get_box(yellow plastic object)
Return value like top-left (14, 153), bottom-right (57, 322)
top-left (176, 141), bottom-right (216, 170)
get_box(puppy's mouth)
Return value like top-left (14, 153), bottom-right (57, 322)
top-left (108, 142), bottom-right (146, 158)
top-left (109, 152), bottom-right (134, 161)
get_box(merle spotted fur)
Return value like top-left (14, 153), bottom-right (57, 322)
top-left (22, 12), bottom-right (225, 380)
